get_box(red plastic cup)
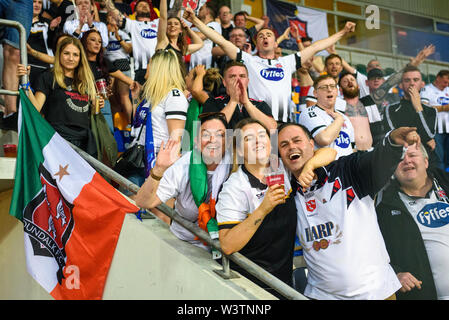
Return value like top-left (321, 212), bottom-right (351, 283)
top-left (3, 144), bottom-right (17, 157)
top-left (95, 79), bottom-right (108, 98)
top-left (266, 172), bottom-right (284, 187)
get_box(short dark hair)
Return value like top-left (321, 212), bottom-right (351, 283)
top-left (313, 74), bottom-right (336, 89)
top-left (277, 122), bottom-right (313, 140)
top-left (198, 112), bottom-right (229, 129)
top-left (223, 60), bottom-right (248, 76)
top-left (437, 70), bottom-right (449, 78)
top-left (235, 118), bottom-right (270, 137)
top-left (325, 54), bottom-right (342, 66)
top-left (402, 65), bottom-right (422, 81)
top-left (301, 36), bottom-right (313, 42)
top-left (233, 11), bottom-right (247, 20)
top-left (338, 70), bottom-right (356, 86)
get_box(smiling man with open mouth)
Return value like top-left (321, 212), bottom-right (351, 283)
top-left (298, 74), bottom-right (355, 159)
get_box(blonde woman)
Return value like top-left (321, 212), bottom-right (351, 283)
top-left (17, 37), bottom-right (101, 156)
top-left (128, 48), bottom-right (188, 186)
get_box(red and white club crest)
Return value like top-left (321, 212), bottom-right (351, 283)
top-left (306, 199), bottom-right (316, 212)
top-left (288, 18), bottom-right (308, 39)
top-left (183, 0), bottom-right (199, 10)
top-left (23, 164), bottom-right (75, 284)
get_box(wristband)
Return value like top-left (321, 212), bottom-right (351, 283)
top-left (296, 38), bottom-right (302, 43)
top-left (150, 169), bottom-right (163, 181)
top-left (73, 31), bottom-right (80, 38)
top-left (19, 82), bottom-right (31, 90)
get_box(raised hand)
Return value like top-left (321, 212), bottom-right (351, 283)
top-left (154, 139), bottom-right (181, 175)
top-left (390, 127), bottom-right (421, 148)
top-left (343, 21), bottom-right (356, 34)
top-left (182, 7), bottom-right (196, 24)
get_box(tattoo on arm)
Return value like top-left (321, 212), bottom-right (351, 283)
top-left (254, 218), bottom-right (262, 226)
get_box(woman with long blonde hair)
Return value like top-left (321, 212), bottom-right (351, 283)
top-left (127, 48), bottom-right (188, 187)
top-left (17, 36), bottom-right (101, 157)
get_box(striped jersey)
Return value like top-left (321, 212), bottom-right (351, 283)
top-left (298, 105), bottom-right (355, 159)
top-left (420, 83), bottom-right (449, 134)
top-left (122, 18), bottom-right (159, 70)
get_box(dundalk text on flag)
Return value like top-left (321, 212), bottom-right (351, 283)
top-left (9, 89), bottom-right (138, 300)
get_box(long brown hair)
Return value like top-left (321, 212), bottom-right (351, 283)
top-left (53, 37), bottom-right (97, 102)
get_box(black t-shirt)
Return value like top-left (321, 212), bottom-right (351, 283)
top-left (202, 95), bottom-right (273, 129)
top-left (35, 70), bottom-right (91, 130)
top-left (221, 25), bottom-right (234, 40)
top-left (218, 165), bottom-right (297, 288)
top-left (88, 59), bottom-right (117, 81)
top-left (44, 0), bottom-right (75, 33)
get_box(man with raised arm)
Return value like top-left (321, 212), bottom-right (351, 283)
top-left (104, 0), bottom-right (159, 85)
top-left (278, 123), bottom-right (420, 299)
top-left (183, 7), bottom-right (355, 123)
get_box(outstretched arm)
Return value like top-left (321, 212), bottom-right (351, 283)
top-left (156, 0), bottom-right (169, 51)
top-left (183, 7), bottom-right (237, 60)
top-left (371, 44), bottom-right (435, 104)
top-left (300, 21), bottom-right (355, 63)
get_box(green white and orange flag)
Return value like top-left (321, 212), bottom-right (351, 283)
top-left (9, 89), bottom-right (138, 300)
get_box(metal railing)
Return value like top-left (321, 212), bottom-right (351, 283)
top-left (1, 18), bottom-right (306, 300)
top-left (69, 143), bottom-right (308, 300)
top-left (0, 18), bottom-right (28, 96)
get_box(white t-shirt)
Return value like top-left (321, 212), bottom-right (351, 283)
top-left (123, 18), bottom-right (159, 70)
top-left (421, 83), bottom-right (449, 134)
top-left (157, 151), bottom-right (231, 249)
top-left (298, 105), bottom-right (355, 159)
top-left (294, 166), bottom-right (401, 300)
top-left (239, 50), bottom-right (301, 123)
top-left (104, 29), bottom-right (131, 62)
top-left (131, 89), bottom-right (188, 153)
top-left (399, 191), bottom-right (449, 300)
top-left (189, 21), bottom-right (221, 70)
top-left (63, 19), bottom-right (109, 47)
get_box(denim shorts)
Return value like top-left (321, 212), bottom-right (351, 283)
top-left (0, 0), bottom-right (33, 49)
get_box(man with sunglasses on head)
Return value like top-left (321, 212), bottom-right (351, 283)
top-left (202, 61), bottom-right (277, 131)
top-left (182, 7), bottom-right (355, 123)
top-left (136, 112), bottom-right (232, 250)
top-left (298, 74), bottom-right (355, 159)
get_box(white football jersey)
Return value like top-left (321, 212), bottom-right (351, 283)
top-left (123, 18), bottom-right (159, 70)
top-left (240, 50), bottom-right (301, 123)
top-left (292, 138), bottom-right (403, 299)
top-left (298, 105), bottom-right (355, 159)
top-left (189, 21), bottom-right (221, 70)
top-left (421, 83), bottom-right (449, 134)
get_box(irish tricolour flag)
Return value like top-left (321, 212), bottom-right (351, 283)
top-left (9, 89), bottom-right (138, 299)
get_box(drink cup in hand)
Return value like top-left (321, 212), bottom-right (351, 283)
top-left (95, 79), bottom-right (108, 98)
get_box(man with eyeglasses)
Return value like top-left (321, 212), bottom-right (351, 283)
top-left (298, 74), bottom-right (355, 159)
top-left (183, 7), bottom-right (355, 123)
top-left (212, 27), bottom-right (252, 76)
top-left (136, 112), bottom-right (232, 249)
top-left (233, 11), bottom-right (265, 51)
